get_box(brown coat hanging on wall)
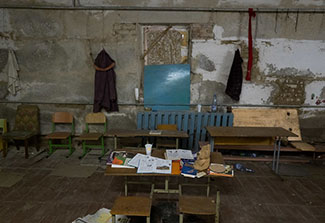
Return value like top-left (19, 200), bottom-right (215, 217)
top-left (93, 49), bottom-right (119, 112)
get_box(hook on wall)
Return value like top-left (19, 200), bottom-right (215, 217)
top-left (274, 8), bottom-right (278, 33)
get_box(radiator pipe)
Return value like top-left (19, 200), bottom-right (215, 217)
top-left (0, 5), bottom-right (324, 13)
top-left (0, 101), bottom-right (324, 108)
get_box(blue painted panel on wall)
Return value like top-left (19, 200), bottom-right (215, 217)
top-left (144, 64), bottom-right (190, 111)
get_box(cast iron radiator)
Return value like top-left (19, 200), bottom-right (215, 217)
top-left (137, 111), bottom-right (233, 152)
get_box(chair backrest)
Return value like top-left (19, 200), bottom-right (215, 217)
top-left (85, 113), bottom-right (107, 133)
top-left (52, 112), bottom-right (73, 123)
top-left (14, 105), bottom-right (40, 133)
top-left (52, 112), bottom-right (74, 133)
top-left (157, 124), bottom-right (177, 131)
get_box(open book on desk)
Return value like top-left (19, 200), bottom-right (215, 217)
top-left (111, 157), bottom-right (135, 169)
top-left (107, 150), bottom-right (136, 168)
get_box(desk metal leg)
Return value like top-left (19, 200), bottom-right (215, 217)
top-left (207, 177), bottom-right (210, 197)
top-left (215, 190), bottom-right (220, 223)
top-left (209, 136), bottom-right (215, 152)
top-left (275, 139), bottom-right (281, 174)
top-left (165, 177), bottom-right (169, 191)
top-left (272, 140), bottom-right (277, 171)
top-left (124, 176), bottom-right (128, 196)
top-left (153, 176), bottom-right (178, 194)
top-left (114, 136), bottom-right (117, 150)
top-left (176, 138), bottom-right (179, 149)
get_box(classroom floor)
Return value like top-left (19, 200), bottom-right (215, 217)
top-left (0, 146), bottom-right (324, 223)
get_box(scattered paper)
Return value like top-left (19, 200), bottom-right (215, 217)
top-left (128, 153), bottom-right (151, 168)
top-left (166, 149), bottom-right (194, 160)
top-left (72, 208), bottom-right (130, 223)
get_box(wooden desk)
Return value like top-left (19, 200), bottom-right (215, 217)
top-left (105, 129), bottom-right (188, 149)
top-left (105, 149), bottom-right (224, 195)
top-left (206, 126), bottom-right (297, 174)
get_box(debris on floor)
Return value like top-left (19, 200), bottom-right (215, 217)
top-left (235, 163), bottom-right (255, 173)
top-left (72, 208), bottom-right (130, 223)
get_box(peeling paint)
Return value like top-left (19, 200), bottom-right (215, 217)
top-left (256, 39), bottom-right (325, 76)
top-left (218, 0), bottom-right (282, 6)
top-left (192, 40), bottom-right (236, 82)
top-left (240, 83), bottom-right (274, 105)
top-left (272, 78), bottom-right (305, 105)
top-left (304, 81), bottom-right (325, 105)
top-left (212, 25), bottom-right (224, 41)
top-left (294, 0), bottom-right (324, 7)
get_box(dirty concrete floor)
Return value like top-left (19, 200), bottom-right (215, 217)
top-left (0, 147), bottom-right (324, 223)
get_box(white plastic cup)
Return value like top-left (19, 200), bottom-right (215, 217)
top-left (145, 144), bottom-right (152, 156)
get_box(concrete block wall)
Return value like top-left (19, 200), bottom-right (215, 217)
top-left (0, 0), bottom-right (324, 143)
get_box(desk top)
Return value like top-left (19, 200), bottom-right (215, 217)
top-left (105, 149), bottom-right (223, 176)
top-left (206, 126), bottom-right (297, 138)
top-left (105, 128), bottom-right (188, 138)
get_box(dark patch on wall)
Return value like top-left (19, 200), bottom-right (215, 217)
top-left (273, 78), bottom-right (305, 105)
top-left (197, 54), bottom-right (216, 72)
top-left (0, 49), bottom-right (8, 71)
top-left (0, 81), bottom-right (8, 99)
top-left (191, 24), bottom-right (214, 40)
top-left (54, 104), bottom-right (87, 109)
top-left (300, 111), bottom-right (325, 142)
top-left (113, 23), bottom-right (137, 43)
top-left (191, 72), bottom-right (203, 84)
top-left (0, 104), bottom-right (16, 130)
top-left (198, 81), bottom-right (229, 106)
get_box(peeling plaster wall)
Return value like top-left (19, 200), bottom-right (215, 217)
top-left (0, 0), bottom-right (325, 142)
top-left (258, 39), bottom-right (324, 77)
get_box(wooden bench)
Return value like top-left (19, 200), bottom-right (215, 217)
top-left (215, 108), bottom-right (320, 162)
top-left (232, 108), bottom-right (315, 150)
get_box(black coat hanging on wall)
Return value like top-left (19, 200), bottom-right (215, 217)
top-left (225, 49), bottom-right (243, 101)
top-left (93, 49), bottom-right (119, 112)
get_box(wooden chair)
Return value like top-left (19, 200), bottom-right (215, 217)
top-left (2, 105), bottom-right (40, 158)
top-left (76, 112), bottom-right (107, 159)
top-left (111, 184), bottom-right (155, 223)
top-left (178, 184), bottom-right (220, 223)
top-left (45, 112), bottom-right (74, 157)
top-left (156, 124), bottom-right (178, 149)
top-left (0, 119), bottom-right (8, 157)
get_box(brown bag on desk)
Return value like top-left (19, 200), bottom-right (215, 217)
top-left (194, 144), bottom-right (210, 171)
